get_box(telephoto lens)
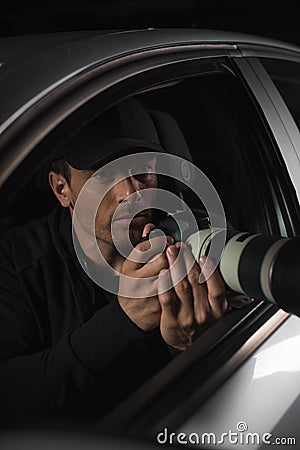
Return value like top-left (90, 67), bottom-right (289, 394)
top-left (186, 229), bottom-right (300, 316)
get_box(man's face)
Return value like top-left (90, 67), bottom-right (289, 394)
top-left (69, 155), bottom-right (158, 253)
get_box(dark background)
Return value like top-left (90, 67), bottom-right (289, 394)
top-left (1, 0), bottom-right (300, 46)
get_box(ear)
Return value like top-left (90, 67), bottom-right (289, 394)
top-left (48, 171), bottom-right (72, 208)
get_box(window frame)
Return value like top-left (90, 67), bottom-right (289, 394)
top-left (0, 43), bottom-right (298, 436)
top-left (234, 56), bottom-right (300, 237)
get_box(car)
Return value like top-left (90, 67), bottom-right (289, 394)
top-left (0, 28), bottom-right (300, 449)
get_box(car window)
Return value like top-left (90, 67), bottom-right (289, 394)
top-left (92, 61), bottom-right (300, 435)
top-left (137, 67), bottom-right (298, 238)
top-left (1, 53), bottom-right (299, 425)
top-left (259, 58), bottom-right (300, 130)
top-left (1, 56), bottom-right (297, 307)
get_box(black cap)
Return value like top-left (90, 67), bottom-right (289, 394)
top-left (60, 97), bottom-right (166, 170)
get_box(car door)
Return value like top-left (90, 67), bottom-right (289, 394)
top-left (93, 39), bottom-right (300, 449)
top-left (0, 31), bottom-right (299, 444)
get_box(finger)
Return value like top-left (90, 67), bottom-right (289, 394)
top-left (169, 242), bottom-right (198, 288)
top-left (138, 252), bottom-right (169, 278)
top-left (158, 269), bottom-right (177, 318)
top-left (166, 243), bottom-right (194, 319)
top-left (166, 244), bottom-right (185, 286)
top-left (176, 242), bottom-right (199, 276)
top-left (119, 252), bottom-right (168, 298)
top-left (125, 235), bottom-right (168, 270)
top-left (199, 256), bottom-right (228, 318)
top-left (186, 261), bottom-right (211, 325)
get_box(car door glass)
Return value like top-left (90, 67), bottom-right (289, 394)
top-left (260, 58), bottom-right (300, 130)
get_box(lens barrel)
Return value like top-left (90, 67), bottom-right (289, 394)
top-left (271, 236), bottom-right (300, 315)
top-left (186, 228), bottom-right (300, 311)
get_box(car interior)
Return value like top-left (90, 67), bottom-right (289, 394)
top-left (0, 67), bottom-right (265, 238)
top-left (2, 54), bottom-right (300, 432)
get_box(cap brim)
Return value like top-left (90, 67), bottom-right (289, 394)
top-left (64, 137), bottom-right (166, 170)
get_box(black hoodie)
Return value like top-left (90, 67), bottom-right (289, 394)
top-left (0, 206), bottom-right (172, 427)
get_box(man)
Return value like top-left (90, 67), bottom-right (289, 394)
top-left (0, 97), bottom-right (228, 426)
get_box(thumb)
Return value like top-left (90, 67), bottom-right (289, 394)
top-left (142, 223), bottom-right (156, 238)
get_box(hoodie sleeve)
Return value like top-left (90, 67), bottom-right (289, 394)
top-left (0, 232), bottom-right (170, 425)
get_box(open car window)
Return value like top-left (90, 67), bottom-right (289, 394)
top-left (2, 58), bottom-right (298, 235)
top-left (0, 46), bottom-right (299, 433)
top-left (0, 56), bottom-right (297, 340)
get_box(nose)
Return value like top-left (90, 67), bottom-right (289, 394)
top-left (117, 176), bottom-right (141, 204)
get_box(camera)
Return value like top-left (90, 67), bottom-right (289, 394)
top-left (159, 213), bottom-right (300, 316)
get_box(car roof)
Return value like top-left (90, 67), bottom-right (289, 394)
top-left (1, 28), bottom-right (299, 64)
top-left (0, 28), bottom-right (299, 134)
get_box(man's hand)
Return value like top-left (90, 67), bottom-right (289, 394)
top-left (118, 224), bottom-right (172, 331)
top-left (158, 243), bottom-right (229, 351)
